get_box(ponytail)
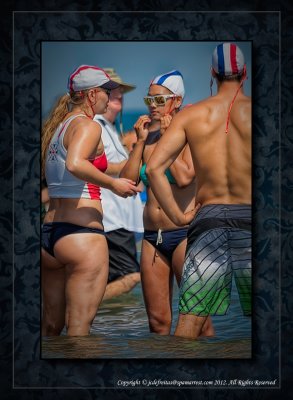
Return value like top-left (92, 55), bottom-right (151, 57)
top-left (41, 94), bottom-right (70, 177)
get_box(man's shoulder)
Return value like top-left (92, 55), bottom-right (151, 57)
top-left (241, 95), bottom-right (252, 106)
top-left (176, 98), bottom-right (212, 121)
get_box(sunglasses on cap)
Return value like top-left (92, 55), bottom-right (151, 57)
top-left (143, 94), bottom-right (177, 107)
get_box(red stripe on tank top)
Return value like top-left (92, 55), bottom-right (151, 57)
top-left (86, 153), bottom-right (107, 200)
top-left (86, 182), bottom-right (101, 200)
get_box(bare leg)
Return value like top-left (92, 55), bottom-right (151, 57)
top-left (200, 317), bottom-right (215, 337)
top-left (172, 239), bottom-right (215, 338)
top-left (41, 248), bottom-right (65, 336)
top-left (140, 240), bottom-right (173, 335)
top-left (102, 272), bottom-right (141, 301)
top-left (171, 239), bottom-right (188, 286)
top-left (174, 313), bottom-right (208, 339)
top-left (54, 233), bottom-right (109, 336)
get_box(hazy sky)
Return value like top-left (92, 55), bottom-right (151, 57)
top-left (42, 41), bottom-right (251, 118)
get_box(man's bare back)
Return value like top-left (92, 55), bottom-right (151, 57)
top-left (173, 83), bottom-right (251, 206)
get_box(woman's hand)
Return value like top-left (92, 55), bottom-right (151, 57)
top-left (111, 178), bottom-right (141, 198)
top-left (134, 115), bottom-right (151, 142)
top-left (183, 202), bottom-right (201, 225)
top-left (160, 114), bottom-right (172, 135)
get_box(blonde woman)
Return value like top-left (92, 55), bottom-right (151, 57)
top-left (41, 65), bottom-right (139, 336)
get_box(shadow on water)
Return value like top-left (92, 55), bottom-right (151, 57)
top-left (42, 282), bottom-right (251, 359)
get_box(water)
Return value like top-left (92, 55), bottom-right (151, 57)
top-left (115, 109), bottom-right (145, 134)
top-left (42, 282), bottom-right (251, 359)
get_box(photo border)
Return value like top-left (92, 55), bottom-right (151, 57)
top-left (9, 9), bottom-right (285, 394)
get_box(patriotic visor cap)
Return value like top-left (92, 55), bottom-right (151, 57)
top-left (150, 70), bottom-right (185, 98)
top-left (68, 65), bottom-right (120, 92)
top-left (212, 43), bottom-right (245, 76)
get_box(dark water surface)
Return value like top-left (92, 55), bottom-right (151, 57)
top-left (42, 282), bottom-right (251, 359)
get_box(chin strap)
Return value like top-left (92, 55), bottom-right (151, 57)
top-left (166, 97), bottom-right (178, 116)
top-left (210, 77), bottom-right (214, 96)
top-left (84, 91), bottom-right (99, 119)
top-left (210, 67), bottom-right (248, 134)
top-left (84, 109), bottom-right (93, 118)
top-left (225, 65), bottom-right (247, 134)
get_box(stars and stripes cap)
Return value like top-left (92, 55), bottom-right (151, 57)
top-left (212, 43), bottom-right (245, 76)
top-left (211, 43), bottom-right (248, 134)
top-left (150, 70), bottom-right (185, 98)
top-left (68, 65), bottom-right (120, 92)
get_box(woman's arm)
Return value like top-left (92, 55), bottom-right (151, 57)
top-left (147, 113), bottom-right (199, 226)
top-left (105, 160), bottom-right (128, 176)
top-left (119, 140), bottom-right (145, 183)
top-left (119, 115), bottom-right (151, 184)
top-left (160, 115), bottom-right (195, 188)
top-left (65, 120), bottom-right (139, 197)
top-left (168, 144), bottom-right (195, 188)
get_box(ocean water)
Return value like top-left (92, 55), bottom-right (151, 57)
top-left (42, 243), bottom-right (251, 359)
top-left (42, 281), bottom-right (251, 359)
top-left (115, 109), bottom-right (145, 134)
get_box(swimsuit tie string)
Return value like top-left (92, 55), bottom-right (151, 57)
top-left (156, 228), bottom-right (163, 245)
top-left (152, 229), bottom-right (163, 265)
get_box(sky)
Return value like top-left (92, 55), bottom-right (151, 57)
top-left (42, 41), bottom-right (251, 127)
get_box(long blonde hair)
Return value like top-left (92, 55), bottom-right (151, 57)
top-left (41, 91), bottom-right (89, 177)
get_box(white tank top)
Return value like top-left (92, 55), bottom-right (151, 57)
top-left (45, 114), bottom-right (107, 200)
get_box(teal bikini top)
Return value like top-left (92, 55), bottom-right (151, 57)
top-left (139, 163), bottom-right (176, 187)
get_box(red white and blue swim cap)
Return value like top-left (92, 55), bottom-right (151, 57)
top-left (150, 70), bottom-right (185, 98)
top-left (212, 43), bottom-right (245, 76)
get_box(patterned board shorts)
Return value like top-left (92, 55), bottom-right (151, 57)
top-left (179, 204), bottom-right (252, 317)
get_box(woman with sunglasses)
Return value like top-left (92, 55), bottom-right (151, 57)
top-left (120, 70), bottom-right (214, 336)
top-left (41, 65), bottom-right (140, 336)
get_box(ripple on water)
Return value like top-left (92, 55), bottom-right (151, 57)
top-left (42, 282), bottom-right (251, 359)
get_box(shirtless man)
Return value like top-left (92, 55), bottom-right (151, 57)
top-left (146, 43), bottom-right (251, 339)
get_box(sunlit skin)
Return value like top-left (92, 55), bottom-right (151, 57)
top-left (42, 86), bottom-right (140, 337)
top-left (120, 84), bottom-right (214, 337)
top-left (135, 85), bottom-right (196, 231)
top-left (147, 72), bottom-right (251, 339)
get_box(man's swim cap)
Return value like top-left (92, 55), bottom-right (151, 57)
top-left (150, 70), bottom-right (185, 98)
top-left (212, 43), bottom-right (245, 76)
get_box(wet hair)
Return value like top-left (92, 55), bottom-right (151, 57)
top-left (215, 72), bottom-right (243, 82)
